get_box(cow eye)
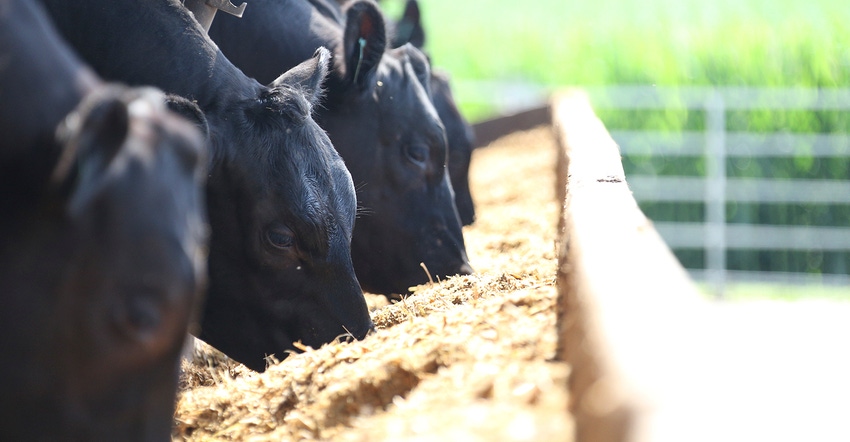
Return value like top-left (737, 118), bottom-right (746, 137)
top-left (405, 144), bottom-right (429, 166)
top-left (266, 226), bottom-right (295, 249)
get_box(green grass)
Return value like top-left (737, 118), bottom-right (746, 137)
top-left (380, 0), bottom-right (850, 121)
top-left (698, 282), bottom-right (850, 301)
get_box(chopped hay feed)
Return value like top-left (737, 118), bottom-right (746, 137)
top-left (175, 126), bottom-right (573, 441)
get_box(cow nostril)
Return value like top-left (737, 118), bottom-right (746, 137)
top-left (460, 210), bottom-right (476, 226)
top-left (458, 262), bottom-right (474, 275)
top-left (343, 322), bottom-right (374, 341)
top-left (358, 322), bottom-right (376, 340)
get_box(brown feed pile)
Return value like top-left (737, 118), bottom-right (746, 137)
top-left (174, 126), bottom-right (574, 441)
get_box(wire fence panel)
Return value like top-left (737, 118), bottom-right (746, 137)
top-left (587, 86), bottom-right (850, 297)
top-left (585, 86), bottom-right (850, 110)
top-left (458, 82), bottom-right (850, 295)
top-left (614, 131), bottom-right (850, 157)
top-left (654, 222), bottom-right (850, 251)
top-left (629, 177), bottom-right (850, 204)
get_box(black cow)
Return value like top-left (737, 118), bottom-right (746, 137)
top-left (322, 0), bottom-right (475, 226)
top-left (0, 1), bottom-right (207, 439)
top-left (38, 0), bottom-right (373, 372)
top-left (425, 70), bottom-right (476, 226)
top-left (387, 0), bottom-right (478, 226)
top-left (309, 0), bottom-right (477, 226)
top-left (209, 0), bottom-right (474, 295)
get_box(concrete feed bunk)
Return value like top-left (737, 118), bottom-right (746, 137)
top-left (175, 91), bottom-right (850, 442)
top-left (553, 90), bottom-right (850, 442)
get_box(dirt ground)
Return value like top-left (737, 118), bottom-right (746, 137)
top-left (173, 126), bottom-right (574, 441)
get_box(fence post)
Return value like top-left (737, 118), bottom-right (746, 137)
top-left (705, 91), bottom-right (727, 298)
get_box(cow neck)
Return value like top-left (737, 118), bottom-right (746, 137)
top-left (0, 0), bottom-right (100, 155)
top-left (0, 0), bottom-right (101, 214)
top-left (41, 0), bottom-right (264, 131)
top-left (113, 6), bottom-right (267, 159)
top-left (126, 11), bottom-right (264, 117)
top-left (209, 0), bottom-right (344, 85)
top-left (180, 50), bottom-right (266, 161)
top-left (165, 38), bottom-right (264, 117)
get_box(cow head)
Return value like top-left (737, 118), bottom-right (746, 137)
top-left (429, 70), bottom-right (476, 225)
top-left (0, 85), bottom-right (207, 440)
top-left (319, 1), bottom-right (473, 295)
top-left (200, 48), bottom-right (373, 372)
top-left (388, 0), bottom-right (477, 225)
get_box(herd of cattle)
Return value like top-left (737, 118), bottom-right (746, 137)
top-left (0, 0), bottom-right (476, 439)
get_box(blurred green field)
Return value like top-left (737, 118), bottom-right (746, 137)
top-left (381, 0), bottom-right (850, 121)
top-left (378, 1), bottom-right (850, 299)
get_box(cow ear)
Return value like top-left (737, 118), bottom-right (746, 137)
top-left (269, 46), bottom-right (330, 106)
top-left (404, 45), bottom-right (432, 96)
top-left (53, 92), bottom-right (130, 216)
top-left (343, 0), bottom-right (386, 89)
top-left (392, 0), bottom-right (425, 49)
top-left (52, 93), bottom-right (130, 187)
top-left (52, 90), bottom-right (129, 195)
top-left (165, 94), bottom-right (208, 171)
top-left (166, 95), bottom-right (209, 140)
top-left (73, 96), bottom-right (130, 176)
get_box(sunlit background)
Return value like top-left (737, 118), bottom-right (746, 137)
top-left (380, 0), bottom-right (850, 300)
